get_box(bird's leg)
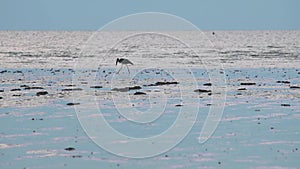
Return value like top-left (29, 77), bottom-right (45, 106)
top-left (116, 64), bottom-right (123, 74)
top-left (126, 65), bottom-right (130, 74)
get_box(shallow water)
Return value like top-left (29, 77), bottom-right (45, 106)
top-left (0, 67), bottom-right (299, 169)
top-left (0, 31), bottom-right (300, 168)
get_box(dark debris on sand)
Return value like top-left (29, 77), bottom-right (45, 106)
top-left (203, 83), bottom-right (212, 86)
top-left (194, 89), bottom-right (212, 93)
top-left (129, 86), bottom-right (142, 90)
top-left (134, 91), bottom-right (147, 95)
top-left (31, 118), bottom-right (44, 121)
top-left (0, 70), bottom-right (7, 74)
top-left (64, 84), bottom-right (76, 87)
top-left (240, 82), bottom-right (256, 85)
top-left (276, 80), bottom-right (290, 84)
top-left (112, 86), bottom-right (142, 92)
top-left (90, 85), bottom-right (103, 89)
top-left (10, 88), bottom-right (21, 91)
top-left (24, 86), bottom-right (44, 90)
top-left (66, 103), bottom-right (80, 106)
top-left (36, 91), bottom-right (48, 96)
top-left (64, 147), bottom-right (75, 151)
top-left (62, 88), bottom-right (83, 91)
top-left (12, 94), bottom-right (21, 97)
top-left (20, 85), bottom-right (29, 88)
top-left (71, 155), bottom-right (82, 158)
top-left (147, 81), bottom-right (179, 87)
top-left (290, 86), bottom-right (300, 89)
top-left (281, 104), bottom-right (291, 107)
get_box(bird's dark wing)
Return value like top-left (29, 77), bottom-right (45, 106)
top-left (123, 59), bottom-right (133, 65)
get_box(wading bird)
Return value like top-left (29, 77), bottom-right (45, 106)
top-left (116, 58), bottom-right (133, 74)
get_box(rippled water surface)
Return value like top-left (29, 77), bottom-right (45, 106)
top-left (0, 31), bottom-right (300, 169)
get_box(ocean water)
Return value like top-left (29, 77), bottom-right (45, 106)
top-left (0, 31), bottom-right (300, 169)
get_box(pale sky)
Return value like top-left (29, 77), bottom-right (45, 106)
top-left (0, 0), bottom-right (299, 30)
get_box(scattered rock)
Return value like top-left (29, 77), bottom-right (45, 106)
top-left (30, 117), bottom-right (44, 121)
top-left (71, 155), bottom-right (82, 158)
top-left (112, 87), bottom-right (129, 92)
top-left (66, 102), bottom-right (80, 106)
top-left (290, 86), bottom-right (300, 89)
top-left (0, 70), bottom-right (7, 73)
top-left (26, 86), bottom-right (43, 90)
top-left (276, 80), bottom-right (290, 84)
top-left (270, 127), bottom-right (274, 130)
top-left (36, 91), bottom-right (48, 96)
top-left (134, 92), bottom-right (147, 95)
top-left (112, 86), bottom-right (142, 92)
top-left (203, 83), bottom-right (212, 86)
top-left (281, 104), bottom-right (290, 107)
top-left (62, 88), bottom-right (83, 91)
top-left (129, 86), bottom-right (142, 90)
top-left (90, 85), bottom-right (103, 89)
top-left (64, 84), bottom-right (76, 87)
top-left (20, 85), bottom-right (29, 88)
top-left (147, 81), bottom-right (179, 86)
top-left (24, 86), bottom-right (44, 90)
top-left (64, 147), bottom-right (75, 151)
top-left (267, 45), bottom-right (281, 48)
top-left (238, 88), bottom-right (247, 91)
top-left (0, 97), bottom-right (3, 99)
top-left (240, 82), bottom-right (256, 85)
top-left (12, 94), bottom-right (21, 97)
top-left (13, 70), bottom-right (22, 73)
top-left (10, 88), bottom-right (21, 91)
top-left (0, 89), bottom-right (4, 92)
top-left (194, 89), bottom-right (211, 93)
top-left (175, 104), bottom-right (183, 107)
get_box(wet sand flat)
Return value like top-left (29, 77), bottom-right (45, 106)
top-left (1, 31), bottom-right (300, 168)
top-left (0, 67), bottom-right (299, 169)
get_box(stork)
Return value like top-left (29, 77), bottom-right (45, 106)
top-left (116, 58), bottom-right (133, 74)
